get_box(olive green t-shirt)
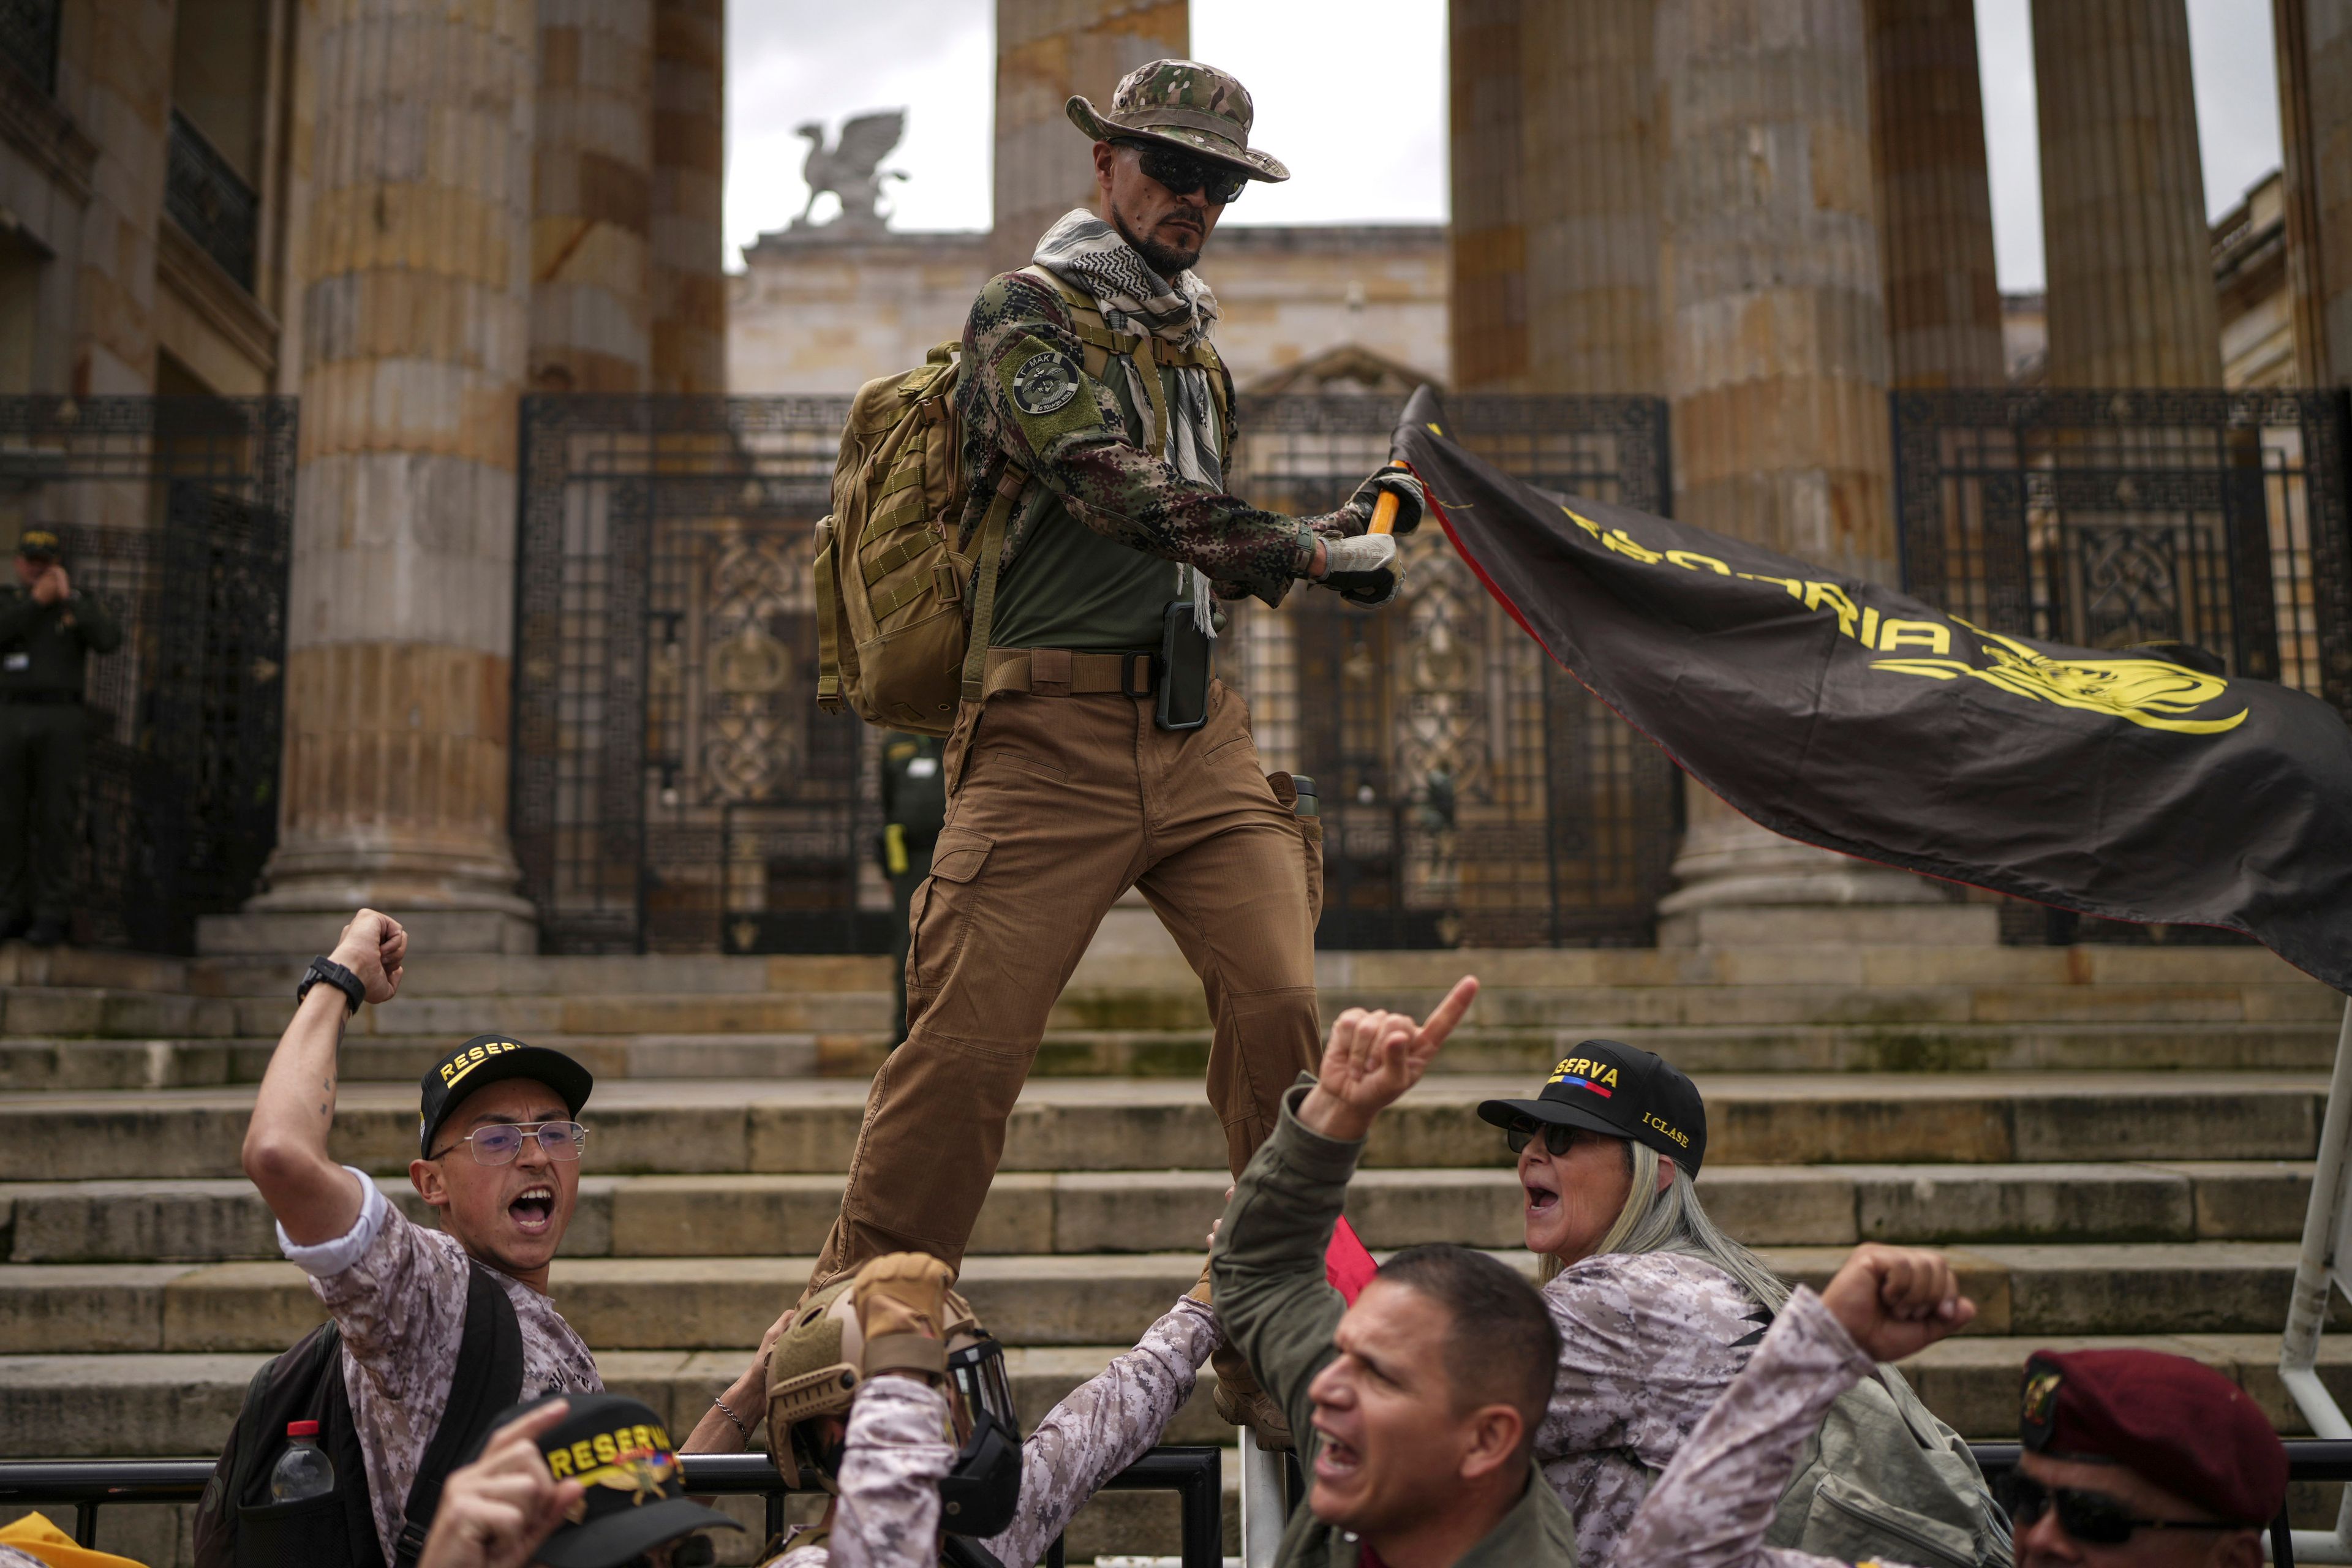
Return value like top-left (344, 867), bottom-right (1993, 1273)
top-left (989, 356), bottom-right (1202, 652)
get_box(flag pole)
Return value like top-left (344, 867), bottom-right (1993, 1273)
top-left (2278, 992), bottom-right (2352, 1561)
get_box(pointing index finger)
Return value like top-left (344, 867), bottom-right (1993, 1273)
top-left (1417, 976), bottom-right (1479, 1049)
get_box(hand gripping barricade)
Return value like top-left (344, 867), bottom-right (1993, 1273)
top-left (766, 1273), bottom-right (1023, 1558)
top-left (2280, 996), bottom-right (2352, 1562)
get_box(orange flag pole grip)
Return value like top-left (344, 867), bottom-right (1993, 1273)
top-left (1370, 491), bottom-right (1401, 535)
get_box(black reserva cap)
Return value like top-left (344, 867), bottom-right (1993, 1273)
top-left (467, 1393), bottom-right (739, 1568)
top-left (16, 527), bottom-right (59, 559)
top-left (1476, 1039), bottom-right (1708, 1175)
top-left (418, 1033), bottom-right (595, 1158)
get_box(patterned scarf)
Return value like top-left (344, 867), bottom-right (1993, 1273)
top-left (1033, 208), bottom-right (1221, 636)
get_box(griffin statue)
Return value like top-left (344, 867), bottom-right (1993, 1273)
top-left (796, 111), bottom-right (908, 230)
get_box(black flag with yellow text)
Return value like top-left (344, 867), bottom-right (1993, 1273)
top-left (1395, 385), bottom-right (2352, 992)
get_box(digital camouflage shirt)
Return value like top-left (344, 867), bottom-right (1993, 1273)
top-left (1616, 1286), bottom-right (1915, 1568)
top-left (281, 1175), bottom-right (604, 1564)
top-left (763, 1295), bottom-right (1221, 1568)
top-left (954, 270), bottom-right (1366, 610)
top-left (1537, 1250), bottom-right (1771, 1568)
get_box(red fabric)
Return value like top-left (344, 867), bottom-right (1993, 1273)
top-left (2023, 1348), bottom-right (2286, 1523)
top-left (1327, 1216), bottom-right (1377, 1303)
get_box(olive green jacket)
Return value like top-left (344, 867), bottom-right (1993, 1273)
top-left (1210, 1077), bottom-right (1581, 1568)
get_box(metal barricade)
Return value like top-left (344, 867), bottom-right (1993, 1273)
top-left (0, 1446), bottom-right (1227, 1568)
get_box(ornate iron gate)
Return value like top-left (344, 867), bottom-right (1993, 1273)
top-left (1891, 386), bottom-right (2352, 945)
top-left (1227, 396), bottom-right (1682, 947)
top-left (512, 396), bottom-right (888, 954)
top-left (514, 393), bottom-right (1683, 954)
top-left (1892, 388), bottom-right (2352, 715)
top-left (0, 396), bottom-right (295, 952)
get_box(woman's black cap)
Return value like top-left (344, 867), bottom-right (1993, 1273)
top-left (418, 1034), bottom-right (595, 1158)
top-left (464, 1393), bottom-right (739, 1568)
top-left (1476, 1039), bottom-right (1708, 1175)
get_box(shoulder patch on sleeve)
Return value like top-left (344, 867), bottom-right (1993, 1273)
top-left (998, 336), bottom-right (1108, 449)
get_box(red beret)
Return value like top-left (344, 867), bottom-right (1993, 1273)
top-left (2020, 1349), bottom-right (2285, 1526)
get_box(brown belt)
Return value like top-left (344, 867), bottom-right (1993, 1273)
top-left (981, 647), bottom-right (1156, 701)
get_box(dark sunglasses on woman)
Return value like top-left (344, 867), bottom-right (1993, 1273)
top-left (1504, 1116), bottom-right (1583, 1158)
top-left (1993, 1471), bottom-right (2248, 1546)
top-left (1115, 138), bottom-right (1248, 205)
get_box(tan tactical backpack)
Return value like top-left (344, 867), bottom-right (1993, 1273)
top-left (812, 268), bottom-right (1232, 735)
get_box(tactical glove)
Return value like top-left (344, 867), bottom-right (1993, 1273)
top-left (1347, 465), bottom-right (1427, 537)
top-left (853, 1251), bottom-right (954, 1380)
top-left (1314, 533), bottom-right (1401, 608)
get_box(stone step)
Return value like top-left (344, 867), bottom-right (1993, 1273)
top-left (0, 1074), bottom-right (2322, 1181)
top-left (2, 1242), bottom-right (2343, 1355)
top-left (1, 1159), bottom-right (2314, 1264)
top-left (7, 1017), bottom-right (2333, 1093)
top-left (12, 1324), bottom-right (2352, 1461)
top-left (0, 988), bottom-right (237, 1040)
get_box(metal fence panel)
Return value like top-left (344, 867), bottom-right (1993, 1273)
top-left (0, 395), bottom-right (293, 952)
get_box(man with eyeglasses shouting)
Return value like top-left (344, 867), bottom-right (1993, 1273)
top-left (241, 910), bottom-right (782, 1567)
top-left (809, 56), bottom-right (1425, 1449)
top-left (1616, 1241), bottom-right (2286, 1568)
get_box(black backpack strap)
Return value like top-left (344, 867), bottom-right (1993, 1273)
top-left (392, 1264), bottom-right (526, 1567)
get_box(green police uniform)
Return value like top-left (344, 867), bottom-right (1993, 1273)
top-left (0, 529), bottom-right (121, 939)
top-left (878, 729), bottom-right (948, 1043)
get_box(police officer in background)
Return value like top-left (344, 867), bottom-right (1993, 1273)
top-left (0, 527), bottom-right (119, 945)
top-left (878, 729), bottom-right (946, 1044)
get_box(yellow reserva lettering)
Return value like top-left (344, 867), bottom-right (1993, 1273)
top-left (1603, 529), bottom-right (1664, 564)
top-left (1736, 572), bottom-right (1806, 600)
top-left (1666, 549), bottom-right (1730, 575)
top-left (1804, 582), bottom-right (1862, 639)
top-left (547, 1448), bottom-right (574, 1478)
top-left (1860, 608), bottom-right (1880, 647)
top-left (1561, 507), bottom-right (1603, 538)
top-left (632, 1425), bottom-right (654, 1453)
top-left (1600, 1066), bottom-right (1619, 1086)
top-left (654, 1423), bottom-right (675, 1450)
top-left (593, 1433), bottom-right (618, 1464)
top-left (572, 1441), bottom-right (597, 1473)
top-left (1879, 620), bottom-right (1951, 655)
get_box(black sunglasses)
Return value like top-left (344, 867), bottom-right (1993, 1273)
top-left (1117, 139), bottom-right (1248, 205)
top-left (1504, 1117), bottom-right (1582, 1158)
top-left (1993, 1471), bottom-right (2244, 1546)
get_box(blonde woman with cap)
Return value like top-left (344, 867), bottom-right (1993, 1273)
top-left (1474, 1044), bottom-right (1987, 1568)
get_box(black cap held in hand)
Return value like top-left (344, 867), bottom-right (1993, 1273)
top-left (417, 1034), bottom-right (594, 1158)
top-left (467, 1393), bottom-right (739, 1568)
top-left (1475, 1039), bottom-right (1708, 1175)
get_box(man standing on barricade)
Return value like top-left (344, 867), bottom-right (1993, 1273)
top-left (808, 60), bottom-right (1423, 1333)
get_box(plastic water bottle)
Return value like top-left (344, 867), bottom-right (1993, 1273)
top-left (270, 1420), bottom-right (334, 1503)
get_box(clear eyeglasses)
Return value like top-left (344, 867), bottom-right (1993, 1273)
top-left (435, 1120), bottom-right (589, 1165)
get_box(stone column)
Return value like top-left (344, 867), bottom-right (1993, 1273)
top-left (1521, 0), bottom-right (1663, 394)
top-left (2030, 0), bottom-right (2222, 387)
top-left (530, 0), bottom-right (653, 391)
top-left (650, 0), bottom-right (726, 393)
top-left (1865, 0), bottom-right (2005, 388)
top-left (2278, 0), bottom-right (2352, 386)
top-left (58, 0), bottom-right (173, 396)
top-left (990, 0), bottom-right (1188, 273)
top-left (1653, 0), bottom-right (1946, 924)
top-left (251, 0), bottom-right (537, 928)
top-left (1449, 0), bottom-right (1527, 391)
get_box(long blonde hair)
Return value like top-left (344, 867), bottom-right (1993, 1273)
top-left (1537, 1139), bottom-right (1791, 1313)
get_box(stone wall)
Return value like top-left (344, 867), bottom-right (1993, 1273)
top-left (728, 220), bottom-right (1447, 394)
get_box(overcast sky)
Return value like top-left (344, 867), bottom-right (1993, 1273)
top-left (726, 0), bottom-right (2281, 295)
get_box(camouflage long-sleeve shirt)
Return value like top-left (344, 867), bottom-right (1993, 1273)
top-left (1537, 1250), bottom-right (1772, 1567)
top-left (1616, 1286), bottom-right (1913, 1568)
top-left (763, 1296), bottom-right (1222, 1568)
top-left (955, 270), bottom-right (1364, 608)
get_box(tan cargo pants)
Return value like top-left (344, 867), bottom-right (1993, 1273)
top-left (809, 674), bottom-right (1323, 1285)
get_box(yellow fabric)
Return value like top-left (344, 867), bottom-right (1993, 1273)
top-left (0, 1512), bottom-right (153, 1568)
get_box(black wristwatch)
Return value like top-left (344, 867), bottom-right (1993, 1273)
top-left (297, 955), bottom-right (364, 1017)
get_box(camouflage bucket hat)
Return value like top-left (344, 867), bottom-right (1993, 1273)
top-left (1066, 58), bottom-right (1290, 183)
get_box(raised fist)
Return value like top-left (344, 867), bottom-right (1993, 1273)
top-left (330, 908), bottom-right (409, 1005)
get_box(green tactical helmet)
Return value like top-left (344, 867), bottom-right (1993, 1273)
top-left (763, 1276), bottom-right (994, 1483)
top-left (1066, 58), bottom-right (1290, 183)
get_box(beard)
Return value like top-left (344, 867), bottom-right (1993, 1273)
top-left (1110, 206), bottom-right (1202, 277)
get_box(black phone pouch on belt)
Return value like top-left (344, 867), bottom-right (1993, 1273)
top-left (1156, 600), bottom-right (1212, 731)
